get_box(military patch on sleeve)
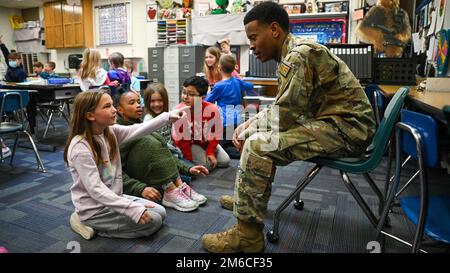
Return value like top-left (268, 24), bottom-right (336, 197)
top-left (279, 61), bottom-right (292, 78)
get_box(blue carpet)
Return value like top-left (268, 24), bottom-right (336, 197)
top-left (1, 118), bottom-right (450, 253)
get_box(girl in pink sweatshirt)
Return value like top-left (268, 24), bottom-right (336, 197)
top-left (63, 90), bottom-right (187, 240)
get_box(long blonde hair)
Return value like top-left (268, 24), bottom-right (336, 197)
top-left (64, 91), bottom-right (118, 166)
top-left (203, 47), bottom-right (222, 86)
top-left (143, 83), bottom-right (169, 117)
top-left (79, 48), bottom-right (102, 80)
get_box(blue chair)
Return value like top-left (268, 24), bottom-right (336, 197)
top-left (0, 91), bottom-right (46, 172)
top-left (364, 84), bottom-right (384, 126)
top-left (444, 106), bottom-right (450, 134)
top-left (376, 110), bottom-right (450, 252)
top-left (266, 87), bottom-right (410, 243)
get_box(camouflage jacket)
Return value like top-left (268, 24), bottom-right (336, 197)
top-left (253, 34), bottom-right (375, 149)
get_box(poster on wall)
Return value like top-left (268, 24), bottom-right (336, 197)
top-left (94, 2), bottom-right (132, 45)
top-left (436, 0), bottom-right (447, 33)
top-left (147, 4), bottom-right (158, 22)
top-left (290, 18), bottom-right (347, 44)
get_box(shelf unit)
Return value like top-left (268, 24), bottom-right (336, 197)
top-left (288, 11), bottom-right (348, 19)
top-left (156, 18), bottom-right (188, 46)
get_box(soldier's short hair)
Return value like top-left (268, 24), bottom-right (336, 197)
top-left (243, 1), bottom-right (289, 33)
top-left (219, 54), bottom-right (236, 74)
top-left (183, 76), bottom-right (209, 97)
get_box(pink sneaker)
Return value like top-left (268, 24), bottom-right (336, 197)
top-left (163, 187), bottom-right (198, 212)
top-left (0, 246), bottom-right (9, 253)
top-left (180, 183), bottom-right (207, 205)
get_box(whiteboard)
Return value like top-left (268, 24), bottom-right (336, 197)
top-left (94, 2), bottom-right (132, 46)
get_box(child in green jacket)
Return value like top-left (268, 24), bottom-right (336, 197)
top-left (115, 90), bottom-right (209, 212)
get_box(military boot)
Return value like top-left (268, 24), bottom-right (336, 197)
top-left (219, 195), bottom-right (234, 211)
top-left (202, 219), bottom-right (264, 253)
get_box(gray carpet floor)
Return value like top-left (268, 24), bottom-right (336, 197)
top-left (1, 117), bottom-right (449, 253)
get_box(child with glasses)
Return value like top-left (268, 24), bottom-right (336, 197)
top-left (173, 76), bottom-right (230, 171)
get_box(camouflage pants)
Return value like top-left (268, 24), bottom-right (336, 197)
top-left (233, 120), bottom-right (358, 224)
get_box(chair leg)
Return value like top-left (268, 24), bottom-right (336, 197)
top-left (23, 130), bottom-right (46, 172)
top-left (395, 170), bottom-right (419, 198)
top-left (340, 171), bottom-right (378, 227)
top-left (43, 112), bottom-right (54, 139)
top-left (267, 164), bottom-right (322, 243)
top-left (384, 138), bottom-right (394, 199)
top-left (377, 123), bottom-right (429, 253)
top-left (363, 173), bottom-right (385, 216)
top-left (59, 109), bottom-right (70, 123)
top-left (411, 129), bottom-right (429, 253)
top-left (0, 138), bottom-right (4, 161)
top-left (9, 133), bottom-right (19, 165)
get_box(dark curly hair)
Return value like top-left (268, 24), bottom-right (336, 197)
top-left (183, 76), bottom-right (209, 97)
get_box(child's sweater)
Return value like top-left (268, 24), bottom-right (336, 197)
top-left (172, 101), bottom-right (222, 161)
top-left (67, 112), bottom-right (170, 223)
top-left (205, 77), bottom-right (253, 127)
top-left (108, 68), bottom-right (131, 85)
top-left (79, 68), bottom-right (110, 91)
top-left (117, 116), bottom-right (193, 197)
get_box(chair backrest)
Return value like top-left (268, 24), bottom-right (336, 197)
top-left (364, 84), bottom-right (384, 125)
top-left (401, 110), bottom-right (438, 167)
top-left (444, 105), bottom-right (450, 134)
top-left (0, 91), bottom-right (29, 124)
top-left (363, 87), bottom-right (409, 170)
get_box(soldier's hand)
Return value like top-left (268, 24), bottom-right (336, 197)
top-left (141, 187), bottom-right (162, 202)
top-left (233, 122), bottom-right (248, 150)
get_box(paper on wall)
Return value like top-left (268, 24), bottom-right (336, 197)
top-left (427, 11), bottom-right (437, 36)
top-left (427, 36), bottom-right (436, 61)
top-left (412, 32), bottom-right (423, 53)
top-left (435, 0), bottom-right (447, 33)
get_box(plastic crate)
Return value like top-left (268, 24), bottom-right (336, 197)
top-left (373, 58), bottom-right (417, 85)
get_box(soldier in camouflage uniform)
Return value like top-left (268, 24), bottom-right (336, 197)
top-left (202, 1), bottom-right (376, 253)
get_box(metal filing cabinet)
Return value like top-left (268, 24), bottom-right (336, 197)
top-left (164, 46), bottom-right (180, 110)
top-left (178, 45), bottom-right (205, 89)
top-left (148, 47), bottom-right (164, 83)
top-left (147, 45), bottom-right (205, 109)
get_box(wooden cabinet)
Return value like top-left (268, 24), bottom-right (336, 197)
top-left (43, 1), bottom-right (64, 48)
top-left (43, 0), bottom-right (93, 49)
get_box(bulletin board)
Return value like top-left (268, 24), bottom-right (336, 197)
top-left (94, 2), bottom-right (132, 46)
top-left (290, 18), bottom-right (347, 44)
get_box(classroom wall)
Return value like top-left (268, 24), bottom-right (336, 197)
top-left (0, 8), bottom-right (21, 51)
top-left (0, 7), bottom-right (22, 78)
top-left (92, 0), bottom-right (154, 69)
top-left (46, 0), bottom-right (153, 75)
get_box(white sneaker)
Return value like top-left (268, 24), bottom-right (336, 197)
top-left (1, 146), bottom-right (11, 159)
top-left (162, 187), bottom-right (198, 212)
top-left (70, 212), bottom-right (95, 240)
top-left (180, 183), bottom-right (207, 205)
